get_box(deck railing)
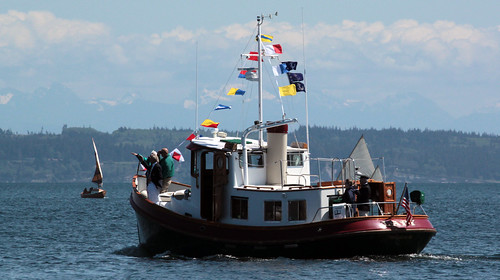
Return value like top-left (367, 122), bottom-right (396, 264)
top-left (311, 200), bottom-right (426, 222)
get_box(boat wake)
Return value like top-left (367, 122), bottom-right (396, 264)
top-left (352, 253), bottom-right (499, 263)
top-left (155, 252), bottom-right (274, 262)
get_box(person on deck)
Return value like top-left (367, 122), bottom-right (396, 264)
top-left (357, 174), bottom-right (372, 216)
top-left (132, 151), bottom-right (163, 204)
top-left (158, 148), bottom-right (174, 193)
top-left (341, 179), bottom-right (359, 217)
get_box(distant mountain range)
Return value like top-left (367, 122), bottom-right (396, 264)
top-left (1, 83), bottom-right (499, 135)
top-left (0, 83), bottom-right (194, 133)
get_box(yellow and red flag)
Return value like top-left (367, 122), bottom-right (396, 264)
top-left (201, 119), bottom-right (219, 128)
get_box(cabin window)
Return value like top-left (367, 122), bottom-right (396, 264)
top-left (231, 196), bottom-right (248, 220)
top-left (239, 152), bottom-right (264, 168)
top-left (202, 151), bottom-right (214, 170)
top-left (288, 200), bottom-right (307, 221)
top-left (287, 153), bottom-right (303, 167)
top-left (264, 201), bottom-right (282, 221)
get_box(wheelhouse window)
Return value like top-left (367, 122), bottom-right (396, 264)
top-left (288, 200), bottom-right (307, 221)
top-left (287, 153), bottom-right (303, 167)
top-left (231, 196), bottom-right (248, 220)
top-left (264, 201), bottom-right (282, 221)
top-left (239, 152), bottom-right (264, 168)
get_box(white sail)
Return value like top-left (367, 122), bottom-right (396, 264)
top-left (371, 165), bottom-right (384, 181)
top-left (91, 138), bottom-right (103, 186)
top-left (337, 135), bottom-right (376, 180)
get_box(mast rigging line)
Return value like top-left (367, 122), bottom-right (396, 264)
top-left (204, 26), bottom-right (258, 122)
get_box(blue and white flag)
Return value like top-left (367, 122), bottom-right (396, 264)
top-left (272, 64), bottom-right (287, 76)
top-left (214, 104), bottom-right (232, 111)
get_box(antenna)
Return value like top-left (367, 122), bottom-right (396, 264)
top-left (259, 12), bottom-right (278, 22)
top-left (195, 41), bottom-right (199, 132)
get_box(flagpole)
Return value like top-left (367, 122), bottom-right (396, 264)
top-left (394, 182), bottom-right (408, 215)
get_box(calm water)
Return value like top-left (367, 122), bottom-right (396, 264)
top-left (0, 182), bottom-right (498, 279)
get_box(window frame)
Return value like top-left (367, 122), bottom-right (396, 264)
top-left (231, 196), bottom-right (249, 220)
top-left (264, 200), bottom-right (282, 221)
top-left (238, 152), bottom-right (264, 168)
top-left (288, 200), bottom-right (307, 221)
top-left (287, 152), bottom-right (304, 167)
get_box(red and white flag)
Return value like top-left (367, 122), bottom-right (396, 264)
top-left (170, 148), bottom-right (185, 162)
top-left (264, 44), bottom-right (282, 55)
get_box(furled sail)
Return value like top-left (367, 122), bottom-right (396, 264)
top-left (371, 165), bottom-right (384, 181)
top-left (337, 135), bottom-right (376, 180)
top-left (91, 138), bottom-right (103, 185)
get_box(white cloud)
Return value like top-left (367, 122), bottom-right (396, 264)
top-left (105, 44), bottom-right (128, 64)
top-left (0, 10), bottom-right (108, 48)
top-left (0, 10), bottom-right (498, 120)
top-left (150, 26), bottom-right (206, 45)
top-left (0, 93), bottom-right (13, 104)
top-left (301, 19), bottom-right (499, 70)
top-left (218, 23), bottom-right (254, 41)
top-left (201, 88), bottom-right (230, 105)
top-left (263, 90), bottom-right (276, 100)
top-left (184, 99), bottom-right (196, 109)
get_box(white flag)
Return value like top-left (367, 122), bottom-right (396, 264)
top-left (272, 65), bottom-right (280, 77)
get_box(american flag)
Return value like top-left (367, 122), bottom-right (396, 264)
top-left (401, 187), bottom-right (414, 226)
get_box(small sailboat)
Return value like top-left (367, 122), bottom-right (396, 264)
top-left (81, 138), bottom-right (106, 198)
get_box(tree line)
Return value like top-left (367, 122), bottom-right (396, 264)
top-left (0, 125), bottom-right (499, 183)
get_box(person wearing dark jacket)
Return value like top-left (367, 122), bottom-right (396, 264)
top-left (357, 175), bottom-right (372, 216)
top-left (132, 151), bottom-right (163, 204)
top-left (342, 179), bottom-right (359, 217)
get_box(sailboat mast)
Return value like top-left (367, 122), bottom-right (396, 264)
top-left (257, 15), bottom-right (264, 146)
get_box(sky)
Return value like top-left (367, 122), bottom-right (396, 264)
top-left (1, 0), bottom-right (499, 132)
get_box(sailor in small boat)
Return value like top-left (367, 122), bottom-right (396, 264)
top-left (357, 174), bottom-right (372, 216)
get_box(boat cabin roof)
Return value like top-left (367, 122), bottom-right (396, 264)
top-left (189, 135), bottom-right (307, 153)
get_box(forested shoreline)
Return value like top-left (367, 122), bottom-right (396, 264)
top-left (1, 125), bottom-right (499, 183)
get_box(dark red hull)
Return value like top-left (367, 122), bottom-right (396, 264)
top-left (130, 188), bottom-right (436, 258)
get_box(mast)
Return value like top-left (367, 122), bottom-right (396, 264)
top-left (195, 41), bottom-right (199, 132)
top-left (257, 15), bottom-right (264, 146)
top-left (301, 9), bottom-right (310, 153)
top-left (256, 13), bottom-right (278, 146)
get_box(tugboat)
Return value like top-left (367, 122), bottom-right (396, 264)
top-left (129, 14), bottom-right (436, 258)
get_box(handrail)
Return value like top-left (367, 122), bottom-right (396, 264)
top-left (310, 200), bottom-right (427, 222)
top-left (241, 118), bottom-right (297, 185)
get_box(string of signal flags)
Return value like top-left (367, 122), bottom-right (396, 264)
top-left (177, 33), bottom-right (307, 156)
